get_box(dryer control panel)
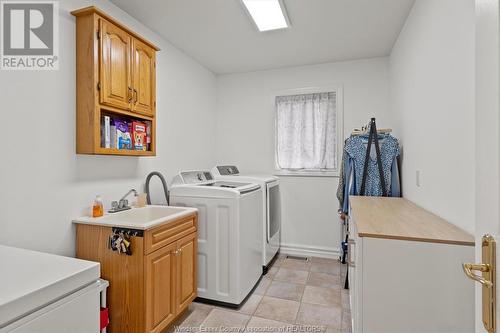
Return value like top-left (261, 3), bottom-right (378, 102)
top-left (217, 165), bottom-right (240, 175)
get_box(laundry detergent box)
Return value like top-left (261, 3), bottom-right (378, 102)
top-left (130, 121), bottom-right (147, 151)
top-left (115, 119), bottom-right (132, 149)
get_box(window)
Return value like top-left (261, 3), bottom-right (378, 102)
top-left (275, 87), bottom-right (342, 175)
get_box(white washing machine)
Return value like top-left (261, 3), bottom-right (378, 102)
top-left (211, 166), bottom-right (281, 273)
top-left (170, 171), bottom-right (263, 307)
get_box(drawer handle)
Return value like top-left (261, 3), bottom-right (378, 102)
top-left (347, 239), bottom-right (355, 267)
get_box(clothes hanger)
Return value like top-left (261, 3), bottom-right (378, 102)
top-left (351, 128), bottom-right (392, 136)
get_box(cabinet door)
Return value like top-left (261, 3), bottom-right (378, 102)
top-left (99, 19), bottom-right (132, 110)
top-left (132, 38), bottom-right (155, 116)
top-left (145, 242), bottom-right (177, 333)
top-left (176, 232), bottom-right (197, 313)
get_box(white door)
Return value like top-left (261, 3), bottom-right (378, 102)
top-left (471, 0), bottom-right (500, 332)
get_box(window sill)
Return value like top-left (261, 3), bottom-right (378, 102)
top-left (274, 170), bottom-right (339, 178)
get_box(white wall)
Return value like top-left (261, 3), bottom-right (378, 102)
top-left (0, 0), bottom-right (217, 256)
top-left (389, 0), bottom-right (475, 233)
top-left (215, 58), bottom-right (390, 256)
top-left (1, 0), bottom-right (476, 262)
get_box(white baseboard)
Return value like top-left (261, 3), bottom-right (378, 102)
top-left (280, 242), bottom-right (341, 259)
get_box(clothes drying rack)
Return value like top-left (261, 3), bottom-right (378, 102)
top-left (343, 117), bottom-right (389, 289)
top-left (359, 117), bottom-right (388, 197)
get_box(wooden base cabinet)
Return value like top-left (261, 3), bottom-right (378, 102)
top-left (76, 214), bottom-right (197, 333)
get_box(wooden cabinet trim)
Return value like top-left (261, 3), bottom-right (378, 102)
top-left (72, 6), bottom-right (160, 51)
top-left (75, 13), bottom-right (99, 154)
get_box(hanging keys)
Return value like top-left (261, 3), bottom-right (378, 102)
top-left (109, 230), bottom-right (133, 256)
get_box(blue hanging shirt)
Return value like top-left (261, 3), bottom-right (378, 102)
top-left (341, 134), bottom-right (400, 213)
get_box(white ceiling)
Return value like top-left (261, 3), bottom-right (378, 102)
top-left (110, 0), bottom-right (415, 74)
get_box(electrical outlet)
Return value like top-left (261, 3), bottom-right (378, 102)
top-left (416, 170), bottom-right (422, 187)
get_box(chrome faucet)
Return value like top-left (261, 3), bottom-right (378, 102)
top-left (109, 189), bottom-right (138, 213)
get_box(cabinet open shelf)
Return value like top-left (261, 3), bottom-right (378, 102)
top-left (73, 6), bottom-right (159, 156)
top-left (99, 108), bottom-right (156, 156)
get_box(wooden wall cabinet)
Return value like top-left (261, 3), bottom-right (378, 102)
top-left (72, 6), bottom-right (159, 156)
top-left (75, 214), bottom-right (197, 333)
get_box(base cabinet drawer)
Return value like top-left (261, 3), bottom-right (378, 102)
top-left (145, 215), bottom-right (196, 254)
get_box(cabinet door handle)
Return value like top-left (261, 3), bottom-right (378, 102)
top-left (133, 88), bottom-right (138, 104)
top-left (347, 239), bottom-right (355, 267)
top-left (128, 87), bottom-right (132, 103)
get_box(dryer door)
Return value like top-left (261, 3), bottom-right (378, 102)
top-left (267, 181), bottom-right (281, 244)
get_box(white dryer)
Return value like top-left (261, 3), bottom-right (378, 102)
top-left (212, 166), bottom-right (281, 273)
top-left (170, 171), bottom-right (263, 307)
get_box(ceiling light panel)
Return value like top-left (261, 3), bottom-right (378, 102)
top-left (241, 0), bottom-right (290, 32)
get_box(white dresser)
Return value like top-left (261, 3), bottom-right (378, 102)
top-left (347, 197), bottom-right (475, 333)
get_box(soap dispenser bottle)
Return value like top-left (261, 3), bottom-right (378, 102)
top-left (92, 195), bottom-right (104, 217)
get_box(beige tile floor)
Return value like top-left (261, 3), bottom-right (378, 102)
top-left (166, 254), bottom-right (351, 333)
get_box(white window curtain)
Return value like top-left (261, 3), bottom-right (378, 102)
top-left (276, 92), bottom-right (338, 170)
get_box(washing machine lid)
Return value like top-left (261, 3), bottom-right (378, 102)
top-left (170, 183), bottom-right (261, 198)
top-left (0, 245), bottom-right (100, 328)
top-left (197, 181), bottom-right (261, 194)
top-left (172, 170), bottom-right (261, 198)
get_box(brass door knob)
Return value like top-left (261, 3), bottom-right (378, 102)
top-left (462, 263), bottom-right (492, 287)
top-left (462, 234), bottom-right (496, 333)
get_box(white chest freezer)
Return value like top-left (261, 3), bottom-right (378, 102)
top-left (0, 245), bottom-right (106, 333)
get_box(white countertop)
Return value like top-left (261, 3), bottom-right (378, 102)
top-left (72, 205), bottom-right (198, 230)
top-left (0, 245), bottom-right (100, 328)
